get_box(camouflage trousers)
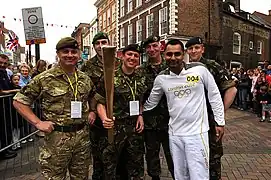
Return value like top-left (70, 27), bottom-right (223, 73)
top-left (209, 125), bottom-right (223, 180)
top-left (39, 126), bottom-right (91, 180)
top-left (90, 125), bottom-right (129, 180)
top-left (144, 129), bottom-right (174, 178)
top-left (102, 125), bottom-right (144, 180)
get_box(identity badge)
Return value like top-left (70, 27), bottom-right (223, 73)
top-left (71, 101), bottom-right (82, 118)
top-left (129, 101), bottom-right (140, 116)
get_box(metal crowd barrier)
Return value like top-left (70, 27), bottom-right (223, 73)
top-left (0, 93), bottom-right (42, 179)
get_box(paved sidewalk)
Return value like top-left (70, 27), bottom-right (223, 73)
top-left (0, 108), bottom-right (270, 180)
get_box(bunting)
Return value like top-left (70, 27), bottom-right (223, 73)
top-left (1, 15), bottom-right (76, 28)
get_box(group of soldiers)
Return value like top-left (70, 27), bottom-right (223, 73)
top-left (12, 32), bottom-right (237, 180)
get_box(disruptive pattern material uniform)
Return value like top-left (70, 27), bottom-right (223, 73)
top-left (140, 58), bottom-right (174, 178)
top-left (81, 54), bottom-right (122, 180)
top-left (97, 66), bottom-right (147, 180)
top-left (199, 57), bottom-right (236, 180)
top-left (14, 66), bottom-right (96, 179)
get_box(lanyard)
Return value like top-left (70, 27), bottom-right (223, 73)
top-left (124, 77), bottom-right (137, 101)
top-left (64, 72), bottom-right (78, 101)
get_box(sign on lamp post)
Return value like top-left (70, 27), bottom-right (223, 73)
top-left (22, 7), bottom-right (46, 45)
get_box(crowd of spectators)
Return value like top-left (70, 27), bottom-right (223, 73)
top-left (0, 54), bottom-right (51, 160)
top-left (231, 60), bottom-right (271, 122)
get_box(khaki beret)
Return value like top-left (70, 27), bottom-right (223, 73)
top-left (56, 37), bottom-right (79, 51)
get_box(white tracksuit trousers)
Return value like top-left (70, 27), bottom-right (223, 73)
top-left (169, 132), bottom-right (209, 180)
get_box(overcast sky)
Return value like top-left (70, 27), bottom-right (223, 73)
top-left (0, 0), bottom-right (270, 63)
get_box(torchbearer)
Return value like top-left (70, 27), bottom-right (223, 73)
top-left (97, 44), bottom-right (146, 180)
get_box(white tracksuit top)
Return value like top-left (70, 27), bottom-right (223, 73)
top-left (144, 64), bottom-right (225, 136)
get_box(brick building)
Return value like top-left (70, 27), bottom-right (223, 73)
top-left (253, 10), bottom-right (271, 25)
top-left (71, 23), bottom-right (90, 51)
top-left (116, 0), bottom-right (271, 69)
top-left (0, 21), bottom-right (8, 51)
top-left (94, 0), bottom-right (117, 46)
top-left (116, 0), bottom-right (222, 50)
top-left (221, 0), bottom-right (271, 69)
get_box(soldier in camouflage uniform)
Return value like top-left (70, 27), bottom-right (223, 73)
top-left (97, 44), bottom-right (146, 180)
top-left (81, 32), bottom-right (127, 180)
top-left (140, 36), bottom-right (174, 180)
top-left (13, 37), bottom-right (97, 179)
top-left (185, 37), bottom-right (237, 180)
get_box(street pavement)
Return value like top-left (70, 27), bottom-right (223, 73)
top-left (0, 108), bottom-right (270, 180)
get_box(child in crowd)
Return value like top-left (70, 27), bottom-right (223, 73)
top-left (10, 74), bottom-right (23, 150)
top-left (253, 76), bottom-right (268, 117)
top-left (259, 86), bottom-right (271, 122)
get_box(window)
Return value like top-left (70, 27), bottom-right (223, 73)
top-left (120, 0), bottom-right (125, 17)
top-left (146, 14), bottom-right (153, 37)
top-left (249, 41), bottom-right (253, 50)
top-left (103, 12), bottom-right (106, 29)
top-left (233, 32), bottom-right (241, 54)
top-left (107, 8), bottom-right (111, 26)
top-left (136, 0), bottom-right (142, 7)
top-left (120, 27), bottom-right (125, 48)
top-left (136, 19), bottom-right (142, 43)
top-left (159, 7), bottom-right (168, 35)
top-left (128, 24), bottom-right (133, 44)
top-left (99, 16), bottom-right (102, 30)
top-left (127, 0), bottom-right (133, 13)
top-left (112, 4), bottom-right (116, 22)
top-left (257, 41), bottom-right (262, 54)
top-left (112, 33), bottom-right (116, 46)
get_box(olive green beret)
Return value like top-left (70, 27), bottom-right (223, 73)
top-left (142, 35), bottom-right (160, 48)
top-left (56, 37), bottom-right (79, 51)
top-left (185, 37), bottom-right (203, 48)
top-left (92, 32), bottom-right (109, 44)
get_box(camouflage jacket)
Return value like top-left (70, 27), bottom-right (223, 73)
top-left (81, 55), bottom-right (121, 90)
top-left (13, 66), bottom-right (95, 125)
top-left (200, 57), bottom-right (236, 93)
top-left (97, 66), bottom-right (147, 122)
top-left (199, 57), bottom-right (236, 125)
top-left (140, 58), bottom-right (170, 130)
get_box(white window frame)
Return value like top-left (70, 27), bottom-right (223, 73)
top-left (120, 27), bottom-right (125, 48)
top-left (128, 24), bottom-right (133, 44)
top-left (127, 0), bottom-right (133, 13)
top-left (146, 13), bottom-right (153, 38)
top-left (233, 32), bottom-right (241, 55)
top-left (103, 12), bottom-right (106, 29)
top-left (136, 19), bottom-right (142, 43)
top-left (99, 16), bottom-right (102, 30)
top-left (112, 4), bottom-right (116, 22)
top-left (107, 8), bottom-right (111, 26)
top-left (249, 41), bottom-right (253, 50)
top-left (257, 41), bottom-right (262, 54)
top-left (120, 0), bottom-right (125, 17)
top-left (136, 0), bottom-right (142, 8)
top-left (159, 7), bottom-right (168, 36)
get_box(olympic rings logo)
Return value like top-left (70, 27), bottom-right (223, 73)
top-left (174, 89), bottom-right (192, 98)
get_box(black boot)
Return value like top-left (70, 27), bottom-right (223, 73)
top-left (152, 176), bottom-right (160, 180)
